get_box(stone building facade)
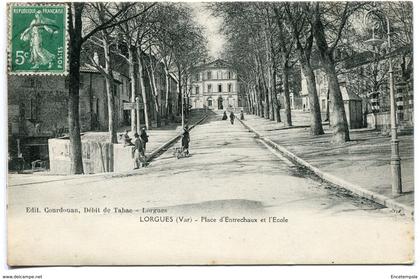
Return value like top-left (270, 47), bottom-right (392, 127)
top-left (189, 59), bottom-right (241, 110)
top-left (7, 66), bottom-right (130, 170)
top-left (8, 53), bottom-right (179, 171)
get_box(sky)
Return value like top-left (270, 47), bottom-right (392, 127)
top-left (189, 2), bottom-right (226, 59)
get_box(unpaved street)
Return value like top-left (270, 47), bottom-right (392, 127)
top-left (7, 113), bottom-right (413, 265)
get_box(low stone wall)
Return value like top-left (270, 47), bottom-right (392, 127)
top-left (49, 113), bottom-right (208, 174)
top-left (113, 144), bottom-right (135, 172)
top-left (367, 112), bottom-right (394, 131)
top-left (49, 138), bottom-right (114, 174)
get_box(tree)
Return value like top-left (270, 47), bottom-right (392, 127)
top-left (170, 5), bottom-right (207, 119)
top-left (214, 3), bottom-right (271, 120)
top-left (84, 3), bottom-right (121, 143)
top-left (67, 2), bottom-right (154, 174)
top-left (309, 2), bottom-right (363, 143)
top-left (284, 2), bottom-right (324, 135)
top-left (271, 4), bottom-right (295, 126)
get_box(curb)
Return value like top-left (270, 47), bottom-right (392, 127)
top-left (237, 117), bottom-right (414, 217)
top-left (145, 114), bottom-right (209, 163)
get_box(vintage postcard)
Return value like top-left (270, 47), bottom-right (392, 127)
top-left (6, 1), bottom-right (414, 266)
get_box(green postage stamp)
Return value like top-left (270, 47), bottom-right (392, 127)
top-left (8, 4), bottom-right (68, 75)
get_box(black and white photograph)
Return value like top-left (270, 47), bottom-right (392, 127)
top-left (2, 0), bottom-right (417, 275)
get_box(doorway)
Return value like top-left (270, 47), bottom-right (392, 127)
top-left (218, 96), bottom-right (223, 110)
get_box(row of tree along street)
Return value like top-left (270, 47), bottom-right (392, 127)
top-left (67, 3), bottom-right (207, 174)
top-left (213, 2), bottom-right (412, 142)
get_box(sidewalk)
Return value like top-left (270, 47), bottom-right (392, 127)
top-left (82, 110), bottom-right (207, 158)
top-left (240, 110), bottom-right (414, 214)
top-left (8, 110), bottom-right (209, 185)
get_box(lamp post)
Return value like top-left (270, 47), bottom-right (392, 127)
top-left (364, 8), bottom-right (402, 196)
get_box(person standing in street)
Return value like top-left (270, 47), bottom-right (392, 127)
top-left (240, 110), bottom-right (245, 120)
top-left (182, 125), bottom-right (190, 155)
top-left (230, 111), bottom-right (235, 125)
top-left (222, 111), bottom-right (228, 120)
top-left (133, 133), bottom-right (145, 169)
top-left (140, 127), bottom-right (149, 153)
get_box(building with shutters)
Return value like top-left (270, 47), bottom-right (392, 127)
top-left (189, 59), bottom-right (245, 111)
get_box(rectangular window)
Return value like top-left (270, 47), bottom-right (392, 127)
top-left (24, 99), bottom-right (38, 120)
top-left (207, 71), bottom-right (212, 80)
top-left (207, 84), bottom-right (212, 93)
top-left (195, 86), bottom-right (200, 95)
top-left (228, 84), bottom-right (232, 92)
top-left (321, 99), bottom-right (326, 110)
top-left (228, 71), bottom-right (232, 79)
top-left (218, 84), bottom-right (222, 92)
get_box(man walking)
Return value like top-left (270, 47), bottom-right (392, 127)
top-left (229, 111), bottom-right (235, 125)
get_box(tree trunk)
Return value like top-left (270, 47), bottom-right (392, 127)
top-left (301, 61), bottom-right (324, 135)
top-left (325, 89), bottom-right (330, 122)
top-left (104, 76), bottom-right (117, 143)
top-left (257, 56), bottom-right (270, 119)
top-left (265, 59), bottom-right (274, 121)
top-left (103, 37), bottom-right (118, 143)
top-left (254, 79), bottom-right (261, 117)
top-left (128, 46), bottom-right (137, 133)
top-left (272, 67), bottom-right (281, 122)
top-left (282, 64), bottom-right (292, 126)
top-left (164, 66), bottom-right (170, 119)
top-left (250, 87), bottom-right (256, 114)
top-left (68, 4), bottom-right (84, 174)
top-left (146, 58), bottom-right (161, 127)
top-left (264, 87), bottom-right (270, 119)
top-left (323, 58), bottom-right (350, 143)
top-left (136, 49), bottom-right (149, 129)
top-left (312, 5), bottom-right (349, 143)
top-left (257, 79), bottom-right (264, 118)
top-left (263, 29), bottom-right (275, 121)
top-left (177, 66), bottom-right (182, 115)
top-left (245, 93), bottom-right (249, 114)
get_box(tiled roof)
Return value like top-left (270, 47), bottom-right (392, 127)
top-left (80, 64), bottom-right (101, 73)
